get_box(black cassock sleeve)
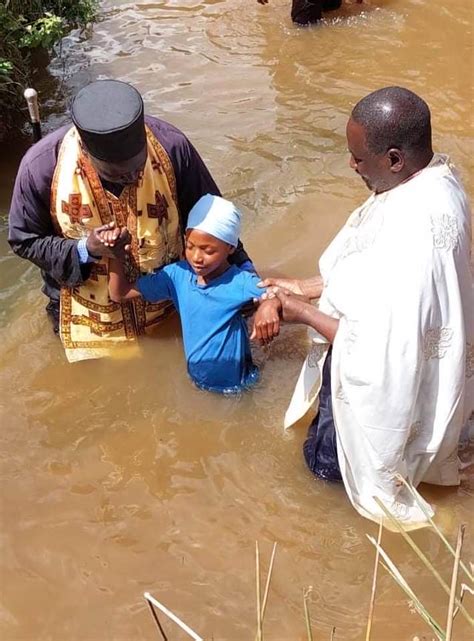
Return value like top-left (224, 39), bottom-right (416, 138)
top-left (8, 136), bottom-right (91, 295)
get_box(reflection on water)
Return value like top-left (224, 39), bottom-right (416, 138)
top-left (0, 1), bottom-right (473, 639)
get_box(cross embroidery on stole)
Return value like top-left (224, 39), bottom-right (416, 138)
top-left (151, 158), bottom-right (163, 174)
top-left (138, 190), bottom-right (169, 224)
top-left (61, 193), bottom-right (93, 224)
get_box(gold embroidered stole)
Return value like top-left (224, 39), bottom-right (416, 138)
top-left (51, 126), bottom-right (183, 362)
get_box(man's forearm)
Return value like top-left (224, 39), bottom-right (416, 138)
top-left (301, 305), bottom-right (339, 343)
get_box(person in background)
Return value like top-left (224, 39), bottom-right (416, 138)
top-left (8, 79), bottom-right (254, 362)
top-left (99, 194), bottom-right (281, 393)
top-left (260, 87), bottom-right (473, 529)
top-left (257, 0), bottom-right (343, 26)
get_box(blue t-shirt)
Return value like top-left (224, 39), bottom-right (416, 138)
top-left (137, 262), bottom-right (264, 393)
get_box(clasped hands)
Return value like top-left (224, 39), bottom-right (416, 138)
top-left (86, 221), bottom-right (131, 260)
top-left (251, 278), bottom-right (314, 345)
top-left (250, 278), bottom-right (312, 344)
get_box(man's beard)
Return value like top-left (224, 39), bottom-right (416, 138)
top-left (358, 173), bottom-right (373, 191)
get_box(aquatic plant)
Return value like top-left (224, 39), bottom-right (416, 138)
top-left (0, 1), bottom-right (98, 140)
top-left (366, 476), bottom-right (473, 641)
top-left (143, 481), bottom-right (473, 639)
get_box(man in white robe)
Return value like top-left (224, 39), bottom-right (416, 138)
top-left (260, 86), bottom-right (473, 529)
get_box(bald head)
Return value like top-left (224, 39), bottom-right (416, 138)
top-left (351, 87), bottom-right (432, 161)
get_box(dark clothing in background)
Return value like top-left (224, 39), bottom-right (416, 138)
top-left (8, 115), bottom-right (251, 312)
top-left (291, 0), bottom-right (342, 25)
top-left (303, 347), bottom-right (342, 481)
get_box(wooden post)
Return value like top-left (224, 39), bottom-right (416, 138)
top-left (24, 88), bottom-right (42, 142)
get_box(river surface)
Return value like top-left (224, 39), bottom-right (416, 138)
top-left (0, 1), bottom-right (473, 639)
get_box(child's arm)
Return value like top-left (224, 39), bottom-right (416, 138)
top-left (250, 297), bottom-right (282, 345)
top-left (96, 225), bottom-right (141, 302)
top-left (99, 226), bottom-right (175, 304)
top-left (108, 257), bottom-right (142, 302)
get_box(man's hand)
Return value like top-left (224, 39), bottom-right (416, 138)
top-left (258, 277), bottom-right (306, 298)
top-left (250, 298), bottom-right (281, 345)
top-left (86, 222), bottom-right (117, 259)
top-left (273, 289), bottom-right (313, 324)
top-left (258, 276), bottom-right (323, 300)
top-left (87, 221), bottom-right (131, 260)
top-left (97, 223), bottom-right (121, 247)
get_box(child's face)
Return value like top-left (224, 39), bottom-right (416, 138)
top-left (185, 229), bottom-right (234, 280)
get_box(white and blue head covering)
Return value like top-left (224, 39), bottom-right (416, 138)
top-left (186, 194), bottom-right (241, 247)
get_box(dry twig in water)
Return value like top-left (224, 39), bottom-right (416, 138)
top-left (143, 592), bottom-right (203, 641)
top-left (256, 541), bottom-right (263, 641)
top-left (373, 497), bottom-right (473, 627)
top-left (446, 524), bottom-right (466, 641)
top-left (366, 535), bottom-right (445, 640)
top-left (145, 597), bottom-right (168, 641)
top-left (255, 541), bottom-right (278, 641)
top-left (261, 542), bottom-right (277, 622)
top-left (303, 586), bottom-right (313, 641)
top-left (365, 519), bottom-right (383, 641)
top-left (395, 474), bottom-right (473, 582)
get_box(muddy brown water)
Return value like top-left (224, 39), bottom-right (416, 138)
top-left (0, 1), bottom-right (473, 639)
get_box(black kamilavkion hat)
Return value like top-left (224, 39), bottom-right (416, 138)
top-left (71, 79), bottom-right (146, 162)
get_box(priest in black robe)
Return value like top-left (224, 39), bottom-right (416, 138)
top-left (8, 80), bottom-right (253, 345)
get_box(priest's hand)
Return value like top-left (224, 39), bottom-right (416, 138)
top-left (87, 222), bottom-right (131, 260)
top-left (86, 222), bottom-right (117, 258)
top-left (96, 222), bottom-right (121, 248)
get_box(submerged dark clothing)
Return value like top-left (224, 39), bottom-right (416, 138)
top-left (8, 115), bottom-right (251, 310)
top-left (303, 347), bottom-right (342, 481)
top-left (291, 0), bottom-right (342, 25)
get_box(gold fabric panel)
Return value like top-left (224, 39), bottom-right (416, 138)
top-left (51, 126), bottom-right (183, 362)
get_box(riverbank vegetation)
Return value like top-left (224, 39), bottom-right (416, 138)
top-left (0, 0), bottom-right (98, 140)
